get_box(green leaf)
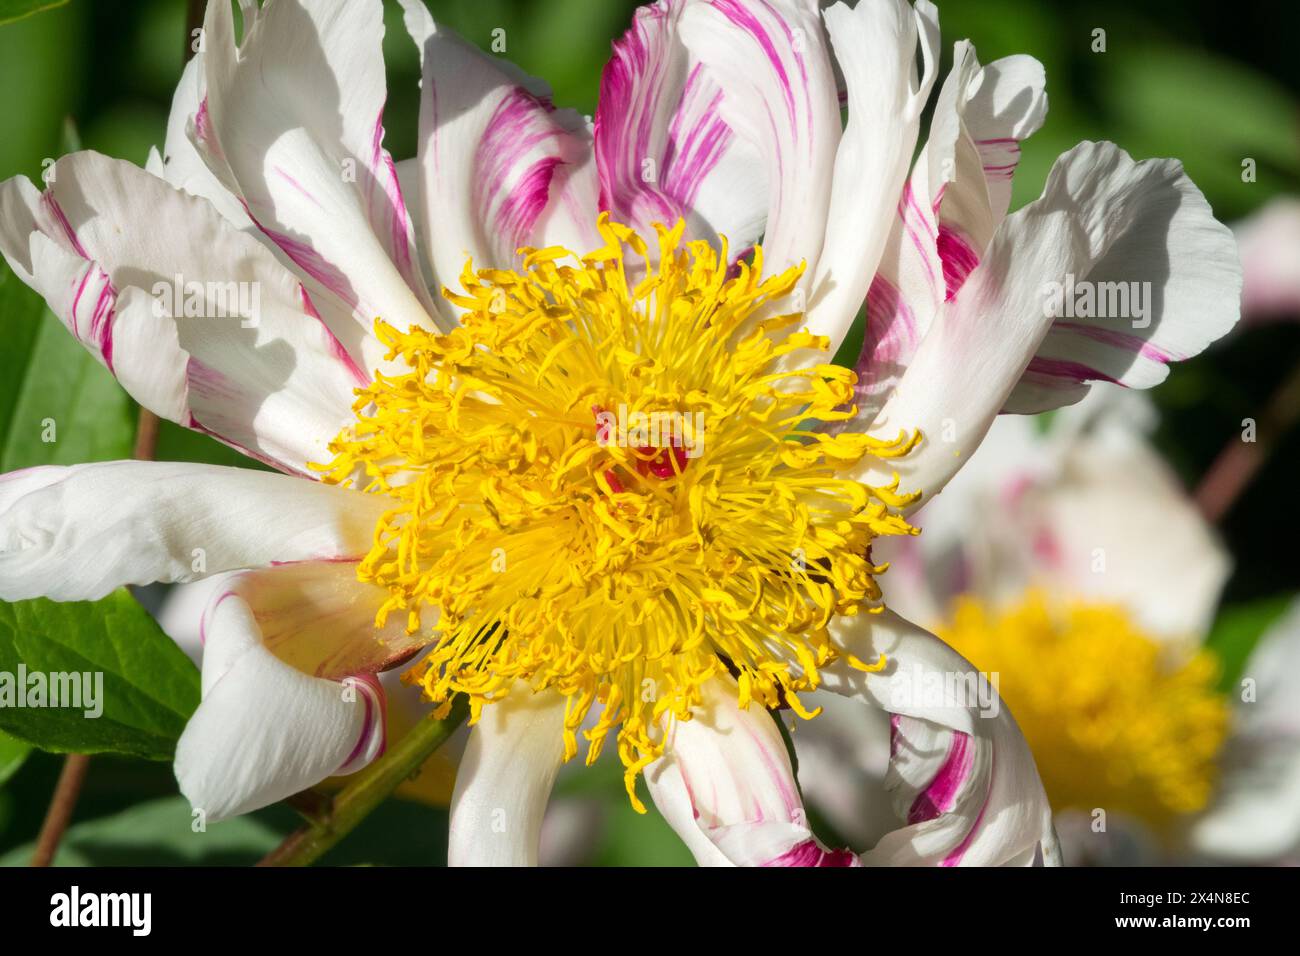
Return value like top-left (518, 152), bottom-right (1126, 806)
top-left (0, 591), bottom-right (200, 760)
top-left (0, 0), bottom-right (67, 27)
top-left (0, 729), bottom-right (30, 787)
top-left (0, 796), bottom-right (285, 866)
top-left (0, 261), bottom-right (136, 471)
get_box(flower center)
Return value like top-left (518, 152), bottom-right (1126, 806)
top-left (316, 215), bottom-right (919, 807)
top-left (938, 592), bottom-right (1230, 824)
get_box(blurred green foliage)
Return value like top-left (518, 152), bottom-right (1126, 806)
top-left (0, 0), bottom-right (1296, 866)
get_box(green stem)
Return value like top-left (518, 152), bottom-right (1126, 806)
top-left (257, 697), bottom-right (468, 867)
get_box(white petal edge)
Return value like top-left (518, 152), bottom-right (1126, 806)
top-left (175, 578), bottom-right (387, 822)
top-left (0, 461), bottom-right (385, 601)
top-left (646, 676), bottom-right (859, 867)
top-left (447, 684), bottom-right (567, 867)
top-left (854, 141), bottom-right (1241, 512)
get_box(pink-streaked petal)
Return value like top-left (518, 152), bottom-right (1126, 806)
top-left (595, 0), bottom-right (766, 253)
top-left (200, 0), bottom-right (440, 374)
top-left (806, 0), bottom-right (939, 355)
top-left (842, 39), bottom-right (1044, 425)
top-left (962, 53), bottom-right (1048, 226)
top-left (404, 4), bottom-right (598, 310)
top-left (818, 609), bottom-right (1059, 866)
top-left (145, 53), bottom-right (251, 229)
top-left (854, 141), bottom-right (1239, 510)
top-left (842, 38), bottom-right (1045, 426)
top-left (1003, 142), bottom-right (1241, 413)
top-left (2, 152), bottom-right (366, 475)
top-left (679, 0), bottom-right (841, 281)
top-left (647, 676), bottom-right (852, 867)
top-left (0, 460), bottom-right (386, 602)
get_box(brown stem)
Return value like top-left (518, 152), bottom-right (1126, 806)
top-left (1194, 360), bottom-right (1300, 524)
top-left (132, 410), bottom-right (160, 462)
top-left (30, 754), bottom-right (90, 866)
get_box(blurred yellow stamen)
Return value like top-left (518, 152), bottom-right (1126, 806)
top-left (939, 592), bottom-right (1230, 824)
top-left (315, 215), bottom-right (919, 808)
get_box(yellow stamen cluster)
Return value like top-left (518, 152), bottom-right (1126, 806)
top-left (315, 215), bottom-right (919, 807)
top-left (939, 592), bottom-right (1230, 823)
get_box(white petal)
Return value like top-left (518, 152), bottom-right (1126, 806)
top-left (1002, 141), bottom-right (1242, 413)
top-left (1, 152), bottom-right (366, 474)
top-left (791, 691), bottom-right (897, 849)
top-left (842, 39), bottom-right (1044, 424)
top-left (200, 0), bottom-right (440, 371)
top-left (202, 562), bottom-right (432, 690)
top-left (408, 14), bottom-right (598, 312)
top-left (854, 141), bottom-right (1240, 509)
top-left (1010, 391), bottom-right (1229, 637)
top-left (679, 0), bottom-right (841, 280)
top-left (175, 578), bottom-right (388, 821)
top-left (0, 461), bottom-right (385, 601)
top-left (448, 685), bottom-right (567, 866)
top-left (806, 0), bottom-right (939, 354)
top-left (1235, 196), bottom-right (1300, 322)
top-left (147, 53), bottom-right (250, 229)
top-left (1189, 599), bottom-right (1300, 862)
top-left (820, 609), bottom-right (1059, 866)
top-left (647, 676), bottom-right (858, 867)
top-left (961, 52), bottom-right (1048, 226)
top-left (594, 0), bottom-right (767, 253)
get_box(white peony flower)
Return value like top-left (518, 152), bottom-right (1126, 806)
top-left (0, 0), bottom-right (1239, 866)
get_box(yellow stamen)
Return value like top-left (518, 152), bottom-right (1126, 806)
top-left (314, 214), bottom-right (919, 807)
top-left (938, 592), bottom-right (1230, 824)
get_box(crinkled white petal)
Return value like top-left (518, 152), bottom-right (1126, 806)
top-left (855, 141), bottom-right (1240, 511)
top-left (0, 461), bottom-right (385, 602)
top-left (199, 0), bottom-right (439, 373)
top-left (820, 608), bottom-right (1059, 866)
top-left (175, 573), bottom-right (389, 822)
top-left (0, 152), bottom-right (367, 474)
top-left (806, 0), bottom-right (939, 355)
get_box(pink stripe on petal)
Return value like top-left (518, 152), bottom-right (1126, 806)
top-left (762, 839), bottom-right (861, 867)
top-left (299, 284), bottom-right (368, 386)
top-left (936, 225), bottom-right (980, 301)
top-left (337, 672), bottom-right (386, 773)
top-left (908, 730), bottom-right (973, 824)
top-left (477, 88), bottom-right (565, 252)
top-left (941, 761), bottom-right (993, 867)
top-left (1052, 321), bottom-right (1177, 364)
top-left (42, 194), bottom-right (90, 259)
top-left (1024, 356), bottom-right (1122, 386)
